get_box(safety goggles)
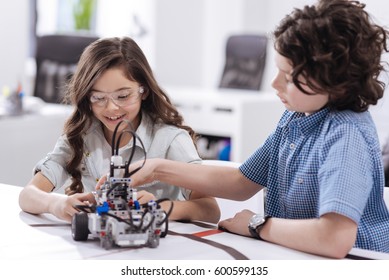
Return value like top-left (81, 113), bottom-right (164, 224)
top-left (90, 86), bottom-right (144, 107)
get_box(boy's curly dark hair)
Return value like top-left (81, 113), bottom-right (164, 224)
top-left (273, 0), bottom-right (389, 112)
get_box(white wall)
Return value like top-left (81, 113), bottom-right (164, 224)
top-left (361, 1), bottom-right (389, 145)
top-left (154, 0), bottom-right (262, 89)
top-left (153, 0), bottom-right (318, 90)
top-left (156, 0), bottom-right (389, 146)
top-left (0, 1), bottom-right (29, 90)
top-left (2, 0), bottom-right (388, 95)
top-left (153, 0), bottom-right (389, 98)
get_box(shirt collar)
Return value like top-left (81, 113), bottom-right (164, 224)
top-left (281, 107), bottom-right (330, 137)
top-left (87, 111), bottom-right (154, 152)
top-left (133, 110), bottom-right (153, 151)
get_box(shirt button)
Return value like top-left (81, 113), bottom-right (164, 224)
top-left (290, 143), bottom-right (295, 149)
top-left (298, 178), bottom-right (304, 184)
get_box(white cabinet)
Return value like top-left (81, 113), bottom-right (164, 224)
top-left (166, 86), bottom-right (285, 162)
top-left (0, 98), bottom-right (72, 186)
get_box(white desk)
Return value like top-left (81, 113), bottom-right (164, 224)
top-left (0, 97), bottom-right (72, 186)
top-left (1, 183), bottom-right (388, 261)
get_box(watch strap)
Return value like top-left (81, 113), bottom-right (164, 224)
top-left (248, 215), bottom-right (269, 240)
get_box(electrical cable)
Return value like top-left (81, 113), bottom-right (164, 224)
top-left (74, 204), bottom-right (95, 213)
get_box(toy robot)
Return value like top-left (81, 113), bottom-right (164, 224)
top-left (71, 120), bottom-right (171, 249)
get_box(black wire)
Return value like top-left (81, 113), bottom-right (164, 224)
top-left (75, 199), bottom-right (171, 234)
top-left (106, 120), bottom-right (146, 198)
top-left (111, 119), bottom-right (136, 155)
top-left (153, 198), bottom-right (174, 226)
top-left (125, 132), bottom-right (147, 177)
top-left (115, 129), bottom-right (135, 158)
top-left (106, 180), bottom-right (130, 201)
top-left (109, 119), bottom-right (147, 177)
top-left (98, 198), bottom-right (137, 229)
top-left (123, 130), bottom-right (138, 176)
top-left (103, 212), bottom-right (133, 226)
top-left (141, 211), bottom-right (155, 231)
top-left (140, 198), bottom-right (174, 221)
top-left (138, 198), bottom-right (173, 228)
top-left (96, 119), bottom-right (159, 234)
top-left (124, 198), bottom-right (138, 230)
top-left (120, 197), bottom-right (152, 232)
top-left (111, 120), bottom-right (124, 156)
top-left (74, 204), bottom-right (95, 213)
top-left (101, 205), bottom-right (155, 232)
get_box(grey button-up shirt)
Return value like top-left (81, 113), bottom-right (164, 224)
top-left (34, 111), bottom-right (201, 200)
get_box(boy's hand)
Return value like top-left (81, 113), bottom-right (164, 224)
top-left (218, 209), bottom-right (254, 237)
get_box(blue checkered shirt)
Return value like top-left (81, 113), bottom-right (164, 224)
top-left (240, 108), bottom-right (389, 253)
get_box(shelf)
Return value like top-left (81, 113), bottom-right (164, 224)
top-left (197, 134), bottom-right (231, 161)
top-left (166, 86), bottom-right (285, 162)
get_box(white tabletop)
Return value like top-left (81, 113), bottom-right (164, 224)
top-left (1, 183), bottom-right (389, 261)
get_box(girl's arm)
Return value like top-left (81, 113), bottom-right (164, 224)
top-left (135, 188), bottom-right (221, 223)
top-left (160, 191), bottom-right (221, 223)
top-left (19, 172), bottom-right (95, 222)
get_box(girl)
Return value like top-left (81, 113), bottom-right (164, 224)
top-left (19, 37), bottom-right (220, 224)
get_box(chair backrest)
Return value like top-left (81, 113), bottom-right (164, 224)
top-left (382, 136), bottom-right (389, 187)
top-left (219, 34), bottom-right (267, 91)
top-left (384, 187), bottom-right (389, 208)
top-left (33, 34), bottom-right (99, 103)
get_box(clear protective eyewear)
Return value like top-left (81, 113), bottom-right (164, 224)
top-left (90, 86), bottom-right (144, 107)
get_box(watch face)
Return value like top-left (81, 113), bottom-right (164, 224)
top-left (249, 214), bottom-right (265, 228)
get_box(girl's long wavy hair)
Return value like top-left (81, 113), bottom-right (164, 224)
top-left (273, 0), bottom-right (389, 112)
top-left (63, 37), bottom-right (197, 195)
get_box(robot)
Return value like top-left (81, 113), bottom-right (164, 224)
top-left (71, 120), bottom-right (171, 249)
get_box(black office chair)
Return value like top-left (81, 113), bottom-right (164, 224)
top-left (219, 34), bottom-right (267, 91)
top-left (33, 34), bottom-right (99, 103)
top-left (382, 136), bottom-right (389, 187)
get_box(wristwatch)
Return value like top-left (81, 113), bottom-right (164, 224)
top-left (248, 214), bottom-right (269, 240)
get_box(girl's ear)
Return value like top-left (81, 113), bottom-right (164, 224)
top-left (140, 86), bottom-right (149, 100)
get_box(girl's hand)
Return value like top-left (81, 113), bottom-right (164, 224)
top-left (94, 173), bottom-right (157, 204)
top-left (136, 190), bottom-right (157, 204)
top-left (49, 192), bottom-right (95, 222)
